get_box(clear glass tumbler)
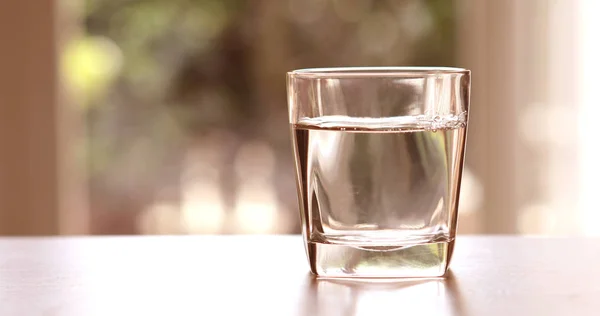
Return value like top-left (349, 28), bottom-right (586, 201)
top-left (287, 67), bottom-right (470, 278)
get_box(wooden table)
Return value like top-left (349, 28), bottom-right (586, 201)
top-left (0, 236), bottom-right (598, 315)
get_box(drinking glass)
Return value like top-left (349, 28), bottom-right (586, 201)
top-left (287, 67), bottom-right (470, 278)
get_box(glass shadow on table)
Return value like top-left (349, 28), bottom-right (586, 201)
top-left (299, 272), bottom-right (467, 316)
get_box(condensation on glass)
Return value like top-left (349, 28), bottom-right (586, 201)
top-left (287, 67), bottom-right (471, 278)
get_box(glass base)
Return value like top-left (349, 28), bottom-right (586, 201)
top-left (306, 239), bottom-right (454, 278)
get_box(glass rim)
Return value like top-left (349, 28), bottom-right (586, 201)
top-left (287, 67), bottom-right (469, 78)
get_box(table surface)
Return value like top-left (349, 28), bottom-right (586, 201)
top-left (0, 236), bottom-right (598, 316)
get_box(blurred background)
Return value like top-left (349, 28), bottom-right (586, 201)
top-left (0, 0), bottom-right (597, 236)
